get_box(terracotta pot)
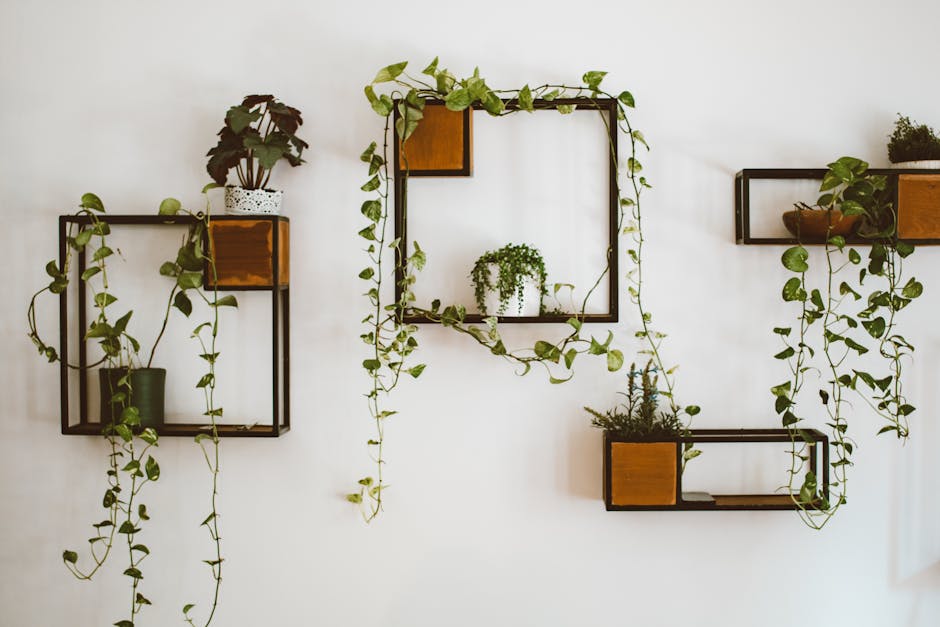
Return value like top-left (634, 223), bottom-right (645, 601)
top-left (782, 208), bottom-right (860, 240)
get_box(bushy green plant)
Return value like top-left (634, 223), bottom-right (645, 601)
top-left (887, 114), bottom-right (940, 163)
top-left (586, 361), bottom-right (683, 439)
top-left (470, 243), bottom-right (547, 315)
top-left (206, 94), bottom-right (308, 189)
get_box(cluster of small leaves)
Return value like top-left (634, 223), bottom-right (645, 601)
top-left (353, 59), bottom-right (697, 520)
top-left (206, 94), bottom-right (308, 190)
top-left (887, 114), bottom-right (940, 163)
top-left (585, 361), bottom-right (689, 439)
top-left (771, 157), bottom-right (922, 529)
top-left (470, 243), bottom-right (548, 315)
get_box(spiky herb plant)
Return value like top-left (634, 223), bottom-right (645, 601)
top-left (585, 360), bottom-right (682, 439)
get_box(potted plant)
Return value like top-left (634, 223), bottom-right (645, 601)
top-left (469, 242), bottom-right (547, 316)
top-left (887, 114), bottom-right (940, 168)
top-left (781, 156), bottom-right (894, 241)
top-left (586, 361), bottom-right (682, 508)
top-left (206, 94), bottom-right (308, 215)
top-left (772, 156), bottom-right (923, 529)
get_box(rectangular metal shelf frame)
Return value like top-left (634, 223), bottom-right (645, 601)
top-left (735, 167), bottom-right (940, 245)
top-left (604, 428), bottom-right (829, 511)
top-left (58, 214), bottom-right (290, 437)
top-left (394, 97), bottom-right (621, 324)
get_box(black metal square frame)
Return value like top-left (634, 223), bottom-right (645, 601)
top-left (57, 214), bottom-right (289, 437)
top-left (394, 97), bottom-right (621, 324)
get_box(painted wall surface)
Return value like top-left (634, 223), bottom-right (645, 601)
top-left (2, 1), bottom-right (939, 625)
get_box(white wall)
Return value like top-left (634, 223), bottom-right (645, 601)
top-left (2, 1), bottom-right (940, 625)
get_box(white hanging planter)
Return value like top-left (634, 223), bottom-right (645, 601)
top-left (224, 186), bottom-right (284, 215)
top-left (890, 160), bottom-right (940, 169)
top-left (480, 264), bottom-right (542, 316)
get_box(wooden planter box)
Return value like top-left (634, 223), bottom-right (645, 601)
top-left (396, 102), bottom-right (472, 176)
top-left (206, 216), bottom-right (289, 289)
top-left (603, 432), bottom-right (677, 508)
top-left (897, 174), bottom-right (940, 240)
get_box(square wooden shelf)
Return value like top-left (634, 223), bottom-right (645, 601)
top-left (395, 101), bottom-right (472, 176)
top-left (207, 216), bottom-right (289, 289)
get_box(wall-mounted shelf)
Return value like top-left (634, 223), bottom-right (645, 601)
top-left (394, 97), bottom-right (621, 324)
top-left (58, 214), bottom-right (289, 437)
top-left (395, 102), bottom-right (472, 176)
top-left (735, 168), bottom-right (940, 245)
top-left (604, 429), bottom-right (829, 511)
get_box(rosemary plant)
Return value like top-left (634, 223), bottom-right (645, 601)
top-left (586, 361), bottom-right (682, 439)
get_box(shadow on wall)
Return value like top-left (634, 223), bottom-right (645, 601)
top-left (892, 337), bottom-right (940, 627)
top-left (562, 421), bottom-right (600, 501)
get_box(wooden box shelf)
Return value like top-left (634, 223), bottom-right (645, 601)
top-left (58, 214), bottom-right (289, 437)
top-left (208, 217), bottom-right (289, 289)
top-left (603, 429), bottom-right (829, 511)
top-left (735, 168), bottom-right (940, 245)
top-left (395, 102), bottom-right (472, 176)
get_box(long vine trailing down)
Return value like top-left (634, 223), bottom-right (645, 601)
top-left (772, 157), bottom-right (922, 529)
top-left (28, 188), bottom-right (233, 625)
top-left (156, 187), bottom-right (234, 627)
top-left (350, 59), bottom-right (698, 522)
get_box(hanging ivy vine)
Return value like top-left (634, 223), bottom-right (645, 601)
top-left (772, 157), bottom-right (922, 529)
top-left (28, 188), bottom-right (232, 625)
top-left (350, 59), bottom-right (698, 522)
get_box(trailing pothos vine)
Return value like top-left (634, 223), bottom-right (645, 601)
top-left (771, 157), bottom-right (922, 529)
top-left (350, 59), bottom-right (699, 522)
top-left (28, 187), bottom-right (233, 625)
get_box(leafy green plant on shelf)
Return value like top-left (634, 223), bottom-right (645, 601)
top-left (206, 94), bottom-right (307, 190)
top-left (350, 58), bottom-right (699, 521)
top-left (887, 114), bottom-right (940, 164)
top-left (26, 187), bottom-right (235, 626)
top-left (771, 156), bottom-right (923, 529)
top-left (585, 360), bottom-right (683, 440)
top-left (470, 242), bottom-right (548, 315)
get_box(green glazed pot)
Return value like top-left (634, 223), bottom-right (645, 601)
top-left (99, 368), bottom-right (166, 428)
